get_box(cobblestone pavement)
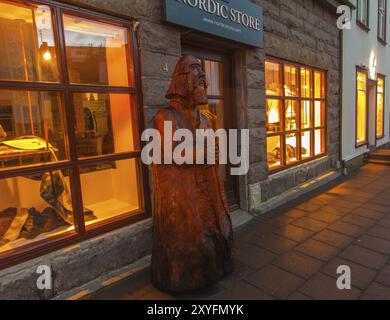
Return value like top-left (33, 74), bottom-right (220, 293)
top-left (88, 164), bottom-right (390, 300)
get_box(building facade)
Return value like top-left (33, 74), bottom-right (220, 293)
top-left (342, 0), bottom-right (390, 171)
top-left (0, 0), bottom-right (345, 299)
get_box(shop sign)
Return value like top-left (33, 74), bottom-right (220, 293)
top-left (164, 0), bottom-right (264, 48)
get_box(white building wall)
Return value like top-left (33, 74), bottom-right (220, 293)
top-left (342, 0), bottom-right (390, 161)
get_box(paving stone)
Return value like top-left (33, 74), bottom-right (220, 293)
top-left (295, 240), bottom-right (339, 262)
top-left (273, 251), bottom-right (323, 279)
top-left (291, 217), bottom-right (328, 232)
top-left (342, 215), bottom-right (376, 228)
top-left (340, 245), bottom-right (388, 270)
top-left (366, 225), bottom-right (390, 241)
top-left (299, 273), bottom-right (361, 300)
top-left (327, 221), bottom-right (365, 237)
top-left (271, 215), bottom-right (298, 227)
top-left (273, 225), bottom-right (314, 243)
top-left (328, 199), bottom-right (362, 210)
top-left (295, 202), bottom-right (323, 213)
top-left (378, 218), bottom-right (390, 229)
top-left (321, 204), bottom-right (353, 216)
top-left (355, 234), bottom-right (390, 255)
top-left (313, 229), bottom-right (354, 249)
top-left (361, 283), bottom-right (390, 300)
top-left (284, 209), bottom-right (307, 219)
top-left (211, 281), bottom-right (274, 300)
top-left (234, 244), bottom-right (277, 270)
top-left (352, 207), bottom-right (385, 221)
top-left (375, 265), bottom-right (390, 287)
top-left (246, 265), bottom-right (304, 299)
top-left (321, 257), bottom-right (377, 290)
top-left (251, 233), bottom-right (298, 255)
top-left (362, 203), bottom-right (390, 214)
top-left (219, 259), bottom-right (256, 289)
top-left (287, 291), bottom-right (312, 300)
top-left (309, 210), bottom-right (340, 224)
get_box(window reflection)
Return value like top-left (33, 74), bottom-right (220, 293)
top-left (0, 168), bottom-right (87, 253)
top-left (265, 61), bottom-right (282, 96)
top-left (80, 158), bottom-right (142, 226)
top-left (73, 93), bottom-right (136, 158)
top-left (267, 135), bottom-right (281, 169)
top-left (0, 91), bottom-right (67, 169)
top-left (266, 99), bottom-right (281, 133)
top-left (0, 1), bottom-right (59, 82)
top-left (377, 77), bottom-right (385, 138)
top-left (63, 14), bottom-right (131, 87)
top-left (356, 71), bottom-right (367, 145)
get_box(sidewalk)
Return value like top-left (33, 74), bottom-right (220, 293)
top-left (88, 164), bottom-right (390, 300)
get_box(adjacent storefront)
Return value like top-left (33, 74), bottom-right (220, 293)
top-left (0, 0), bottom-right (343, 299)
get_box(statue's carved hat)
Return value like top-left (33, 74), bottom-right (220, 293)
top-left (166, 55), bottom-right (201, 99)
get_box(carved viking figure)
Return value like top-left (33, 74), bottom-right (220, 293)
top-left (151, 55), bottom-right (234, 292)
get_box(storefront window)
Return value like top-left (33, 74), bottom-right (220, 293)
top-left (356, 70), bottom-right (368, 146)
top-left (0, 168), bottom-right (75, 254)
top-left (63, 14), bottom-right (132, 87)
top-left (266, 59), bottom-right (326, 172)
top-left (0, 0), bottom-right (144, 264)
top-left (0, 90), bottom-right (68, 168)
top-left (377, 76), bottom-right (385, 139)
top-left (0, 1), bottom-right (59, 82)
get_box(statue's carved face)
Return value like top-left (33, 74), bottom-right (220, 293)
top-left (187, 60), bottom-right (208, 107)
top-left (166, 55), bottom-right (209, 108)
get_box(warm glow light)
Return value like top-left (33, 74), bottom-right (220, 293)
top-left (268, 105), bottom-right (280, 124)
top-left (43, 51), bottom-right (52, 61)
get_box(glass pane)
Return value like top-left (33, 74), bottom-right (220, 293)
top-left (301, 68), bottom-right (312, 98)
top-left (73, 93), bottom-right (136, 158)
top-left (201, 99), bottom-right (224, 130)
top-left (314, 101), bottom-right (325, 127)
top-left (315, 129), bottom-right (325, 155)
top-left (284, 65), bottom-right (298, 97)
top-left (204, 60), bottom-right (223, 96)
top-left (0, 168), bottom-right (79, 254)
top-left (266, 99), bottom-right (282, 133)
top-left (314, 71), bottom-right (325, 99)
top-left (0, 2), bottom-right (59, 82)
top-left (301, 130), bottom-right (312, 159)
top-left (357, 72), bottom-right (367, 144)
top-left (285, 100), bottom-right (299, 131)
top-left (63, 14), bottom-right (131, 86)
top-left (301, 100), bottom-right (312, 129)
top-left (377, 79), bottom-right (384, 138)
top-left (267, 135), bottom-right (281, 169)
top-left (285, 133), bottom-right (298, 164)
top-left (0, 91), bottom-right (68, 169)
top-left (80, 158), bottom-right (142, 225)
top-left (265, 61), bottom-right (282, 96)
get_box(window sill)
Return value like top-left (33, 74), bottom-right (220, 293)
top-left (378, 37), bottom-right (387, 46)
top-left (355, 141), bottom-right (368, 149)
top-left (356, 21), bottom-right (370, 33)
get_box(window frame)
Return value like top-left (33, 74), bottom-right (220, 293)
top-left (376, 74), bottom-right (386, 140)
top-left (378, 0), bottom-right (387, 44)
top-left (357, 0), bottom-right (370, 32)
top-left (0, 0), bottom-right (150, 270)
top-left (355, 67), bottom-right (369, 148)
top-left (265, 57), bottom-right (328, 174)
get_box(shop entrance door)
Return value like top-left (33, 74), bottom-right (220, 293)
top-left (182, 45), bottom-right (239, 210)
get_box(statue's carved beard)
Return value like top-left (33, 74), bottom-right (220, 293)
top-left (188, 77), bottom-right (208, 107)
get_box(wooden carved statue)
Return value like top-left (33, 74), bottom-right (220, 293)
top-left (151, 55), bottom-right (234, 292)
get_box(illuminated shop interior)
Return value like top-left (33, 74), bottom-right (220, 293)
top-left (377, 76), bottom-right (385, 139)
top-left (356, 70), bottom-right (367, 146)
top-left (0, 0), bottom-right (142, 253)
top-left (266, 60), bottom-right (326, 171)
